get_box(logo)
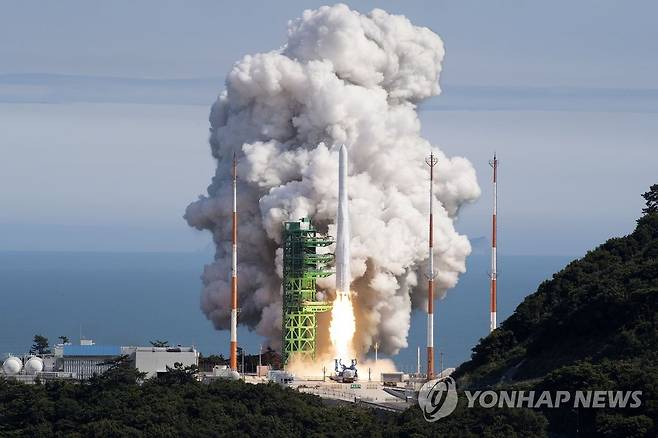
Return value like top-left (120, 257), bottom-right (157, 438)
top-left (416, 377), bottom-right (642, 423)
top-left (465, 390), bottom-right (642, 409)
top-left (418, 377), bottom-right (458, 422)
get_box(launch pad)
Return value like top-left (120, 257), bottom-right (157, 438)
top-left (282, 218), bottom-right (333, 364)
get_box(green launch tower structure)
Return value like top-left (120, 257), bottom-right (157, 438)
top-left (282, 218), bottom-right (333, 365)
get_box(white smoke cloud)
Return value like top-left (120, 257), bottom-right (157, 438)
top-left (185, 4), bottom-right (480, 355)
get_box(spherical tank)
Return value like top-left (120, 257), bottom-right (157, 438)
top-left (24, 356), bottom-right (44, 375)
top-left (2, 356), bottom-right (22, 375)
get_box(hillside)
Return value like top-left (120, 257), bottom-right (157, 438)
top-left (456, 185), bottom-right (658, 436)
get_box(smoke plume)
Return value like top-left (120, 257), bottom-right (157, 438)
top-left (185, 4), bottom-right (480, 355)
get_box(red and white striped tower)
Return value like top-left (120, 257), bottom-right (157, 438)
top-left (230, 153), bottom-right (239, 371)
top-left (489, 153), bottom-right (498, 333)
top-left (425, 152), bottom-right (438, 380)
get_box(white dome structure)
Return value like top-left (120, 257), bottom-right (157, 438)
top-left (24, 356), bottom-right (44, 375)
top-left (2, 356), bottom-right (22, 375)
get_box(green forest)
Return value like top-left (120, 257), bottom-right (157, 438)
top-left (0, 360), bottom-right (548, 437)
top-left (455, 184), bottom-right (658, 436)
top-left (1, 185), bottom-right (656, 437)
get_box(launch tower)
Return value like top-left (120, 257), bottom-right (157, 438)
top-left (282, 218), bottom-right (333, 364)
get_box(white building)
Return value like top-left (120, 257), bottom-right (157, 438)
top-left (47, 340), bottom-right (199, 380)
top-left (125, 346), bottom-right (199, 378)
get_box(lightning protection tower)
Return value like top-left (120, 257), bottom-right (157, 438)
top-left (425, 152), bottom-right (438, 380)
top-left (282, 218), bottom-right (333, 365)
top-left (489, 153), bottom-right (498, 333)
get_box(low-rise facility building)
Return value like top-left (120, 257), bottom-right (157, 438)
top-left (129, 346), bottom-right (199, 378)
top-left (3, 339), bottom-right (199, 382)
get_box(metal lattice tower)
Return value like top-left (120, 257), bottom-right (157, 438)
top-left (282, 218), bottom-right (333, 365)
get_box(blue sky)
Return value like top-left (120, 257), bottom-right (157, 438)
top-left (3, 1), bottom-right (657, 87)
top-left (0, 1), bottom-right (657, 255)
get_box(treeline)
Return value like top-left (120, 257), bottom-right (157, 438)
top-left (0, 355), bottom-right (548, 437)
top-left (0, 360), bottom-right (546, 437)
top-left (198, 346), bottom-right (282, 373)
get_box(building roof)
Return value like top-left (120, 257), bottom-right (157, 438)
top-left (62, 345), bottom-right (122, 357)
top-left (134, 346), bottom-right (196, 353)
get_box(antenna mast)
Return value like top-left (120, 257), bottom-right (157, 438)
top-left (425, 152), bottom-right (438, 379)
top-left (489, 153), bottom-right (498, 333)
top-left (230, 153), bottom-right (239, 371)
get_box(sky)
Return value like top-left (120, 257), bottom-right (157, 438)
top-left (1, 0), bottom-right (657, 255)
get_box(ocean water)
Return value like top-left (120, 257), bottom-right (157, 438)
top-left (0, 251), bottom-right (572, 370)
top-left (395, 254), bottom-right (572, 371)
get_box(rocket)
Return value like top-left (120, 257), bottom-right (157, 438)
top-left (336, 144), bottom-right (351, 296)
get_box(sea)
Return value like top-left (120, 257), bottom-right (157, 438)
top-left (0, 251), bottom-right (572, 371)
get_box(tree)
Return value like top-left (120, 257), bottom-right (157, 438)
top-left (58, 335), bottom-right (70, 344)
top-left (149, 339), bottom-right (169, 347)
top-left (157, 363), bottom-right (199, 384)
top-left (198, 354), bottom-right (228, 371)
top-left (642, 184), bottom-right (658, 215)
top-left (92, 355), bottom-right (146, 386)
top-left (29, 335), bottom-right (50, 355)
top-left (261, 346), bottom-right (283, 369)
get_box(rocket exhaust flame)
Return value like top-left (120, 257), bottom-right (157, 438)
top-left (329, 291), bottom-right (356, 361)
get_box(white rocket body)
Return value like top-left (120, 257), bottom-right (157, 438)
top-left (336, 145), bottom-right (351, 295)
